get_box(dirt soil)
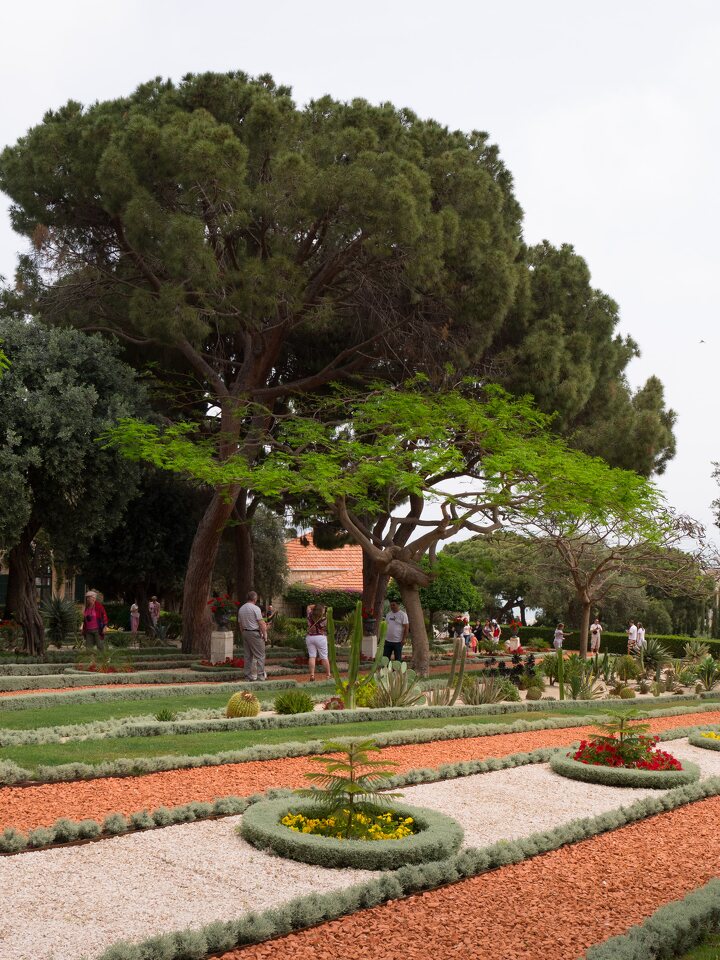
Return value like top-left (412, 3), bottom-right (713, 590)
top-left (1, 710), bottom-right (718, 832)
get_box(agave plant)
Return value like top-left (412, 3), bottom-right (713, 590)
top-left (684, 640), bottom-right (711, 663)
top-left (642, 638), bottom-right (671, 679)
top-left (696, 655), bottom-right (720, 692)
top-left (423, 638), bottom-right (466, 706)
top-left (670, 658), bottom-right (698, 687)
top-left (372, 660), bottom-right (425, 707)
top-left (40, 596), bottom-right (80, 648)
top-left (461, 675), bottom-right (506, 705)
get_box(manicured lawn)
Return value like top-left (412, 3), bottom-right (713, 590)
top-left (677, 934), bottom-right (720, 959)
top-left (1, 710), bottom-right (563, 771)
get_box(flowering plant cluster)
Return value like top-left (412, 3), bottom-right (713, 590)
top-left (322, 696), bottom-right (346, 711)
top-left (573, 734), bottom-right (683, 771)
top-left (701, 731), bottom-right (720, 741)
top-left (207, 595), bottom-right (240, 616)
top-left (361, 606), bottom-right (376, 620)
top-left (76, 661), bottom-right (134, 674)
top-left (200, 656), bottom-right (244, 668)
top-left (281, 809), bottom-right (415, 841)
top-left (509, 619), bottom-right (522, 633)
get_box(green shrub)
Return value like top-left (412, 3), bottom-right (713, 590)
top-left (104, 602), bottom-right (131, 629)
top-left (462, 675), bottom-right (506, 705)
top-left (372, 661), bottom-right (425, 708)
top-left (619, 687), bottom-right (636, 699)
top-left (40, 596), bottom-right (80, 648)
top-left (283, 583), bottom-right (361, 616)
top-left (274, 690), bottom-right (315, 715)
top-left (697, 656), bottom-right (720, 692)
top-left (226, 691), bottom-right (261, 718)
top-left (154, 709), bottom-right (178, 722)
top-left (354, 681), bottom-right (376, 707)
top-left (615, 655), bottom-right (640, 683)
top-left (499, 677), bottom-right (521, 702)
top-left (685, 639), bottom-right (711, 662)
top-left (525, 687), bottom-right (543, 701)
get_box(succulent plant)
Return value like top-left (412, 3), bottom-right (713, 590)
top-left (274, 689), bottom-right (315, 715)
top-left (226, 691), bottom-right (261, 718)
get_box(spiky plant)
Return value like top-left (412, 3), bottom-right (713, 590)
top-left (40, 596), bottom-right (80, 649)
top-left (696, 655), bottom-right (720, 692)
top-left (461, 675), bottom-right (506, 705)
top-left (226, 691), bottom-right (260, 717)
top-left (684, 640), bottom-right (711, 663)
top-left (298, 739), bottom-right (400, 838)
top-left (372, 660), bottom-right (425, 707)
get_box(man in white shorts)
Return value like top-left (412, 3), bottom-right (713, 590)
top-left (237, 591), bottom-right (267, 681)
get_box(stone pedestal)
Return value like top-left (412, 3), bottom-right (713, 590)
top-left (361, 632), bottom-right (378, 659)
top-left (210, 630), bottom-right (234, 664)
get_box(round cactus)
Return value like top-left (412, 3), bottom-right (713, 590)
top-left (226, 690), bottom-right (261, 718)
top-left (525, 686), bottom-right (543, 701)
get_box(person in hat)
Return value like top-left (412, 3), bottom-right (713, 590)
top-left (130, 603), bottom-right (140, 633)
top-left (82, 591), bottom-right (108, 650)
top-left (148, 596), bottom-right (161, 627)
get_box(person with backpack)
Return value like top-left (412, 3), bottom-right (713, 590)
top-left (82, 591), bottom-right (108, 650)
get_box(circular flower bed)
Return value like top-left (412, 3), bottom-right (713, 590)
top-left (551, 734), bottom-right (700, 789)
top-left (688, 729), bottom-right (720, 751)
top-left (239, 797), bottom-right (463, 870)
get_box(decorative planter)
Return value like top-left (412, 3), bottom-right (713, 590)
top-left (550, 751), bottom-right (700, 789)
top-left (239, 797), bottom-right (463, 870)
top-left (362, 618), bottom-right (377, 636)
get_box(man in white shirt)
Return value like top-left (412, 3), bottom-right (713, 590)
top-left (384, 601), bottom-right (409, 662)
top-left (238, 591), bottom-right (268, 681)
top-left (590, 618), bottom-right (603, 654)
top-left (627, 620), bottom-right (638, 653)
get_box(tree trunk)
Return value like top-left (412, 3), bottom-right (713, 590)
top-left (362, 549), bottom-right (381, 617)
top-left (6, 525), bottom-right (45, 655)
top-left (519, 601), bottom-right (527, 626)
top-left (398, 580), bottom-right (430, 676)
top-left (373, 573), bottom-right (390, 620)
top-left (233, 493), bottom-right (254, 603)
top-left (182, 485), bottom-right (240, 655)
top-left (579, 597), bottom-right (591, 658)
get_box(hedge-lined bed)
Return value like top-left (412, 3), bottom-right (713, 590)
top-left (240, 797), bottom-right (464, 870)
top-left (516, 626), bottom-right (720, 658)
top-left (86, 773), bottom-right (720, 960)
top-left (549, 752), bottom-right (701, 789)
top-left (689, 729), bottom-right (720, 751)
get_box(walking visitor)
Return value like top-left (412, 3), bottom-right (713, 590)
top-left (590, 617), bottom-right (603, 653)
top-left (636, 621), bottom-right (646, 650)
top-left (553, 622), bottom-right (567, 649)
top-left (237, 591), bottom-right (268, 681)
top-left (305, 603), bottom-right (332, 681)
top-left (384, 600), bottom-right (409, 662)
top-left (130, 603), bottom-right (140, 633)
top-left (627, 619), bottom-right (638, 653)
top-left (461, 619), bottom-right (473, 647)
top-left (148, 596), bottom-right (161, 627)
top-left (82, 591), bottom-right (108, 650)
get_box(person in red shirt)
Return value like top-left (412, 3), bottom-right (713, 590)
top-left (82, 591), bottom-right (108, 650)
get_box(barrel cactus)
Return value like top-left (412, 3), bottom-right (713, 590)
top-left (525, 686), bottom-right (543, 701)
top-left (226, 691), bottom-right (261, 718)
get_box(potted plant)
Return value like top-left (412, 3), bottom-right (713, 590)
top-left (207, 595), bottom-right (239, 631)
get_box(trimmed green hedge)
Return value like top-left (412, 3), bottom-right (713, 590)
top-left (91, 774), bottom-right (720, 960)
top-left (549, 752), bottom-right (700, 789)
top-left (240, 797), bottom-right (463, 870)
top-left (584, 877), bottom-right (720, 959)
top-left (519, 626), bottom-right (720, 658)
top-left (0, 647), bottom-right (187, 663)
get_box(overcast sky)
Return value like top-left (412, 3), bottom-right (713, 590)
top-left (1, 0), bottom-right (718, 538)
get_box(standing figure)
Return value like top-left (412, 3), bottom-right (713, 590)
top-left (627, 620), bottom-right (638, 653)
top-left (589, 617), bottom-right (603, 654)
top-left (130, 603), bottom-right (140, 633)
top-left (461, 619), bottom-right (473, 648)
top-left (305, 603), bottom-right (331, 681)
top-left (636, 622), bottom-right (646, 651)
top-left (82, 591), bottom-right (108, 651)
top-left (492, 619), bottom-right (502, 644)
top-left (149, 596), bottom-right (161, 628)
top-left (238, 590), bottom-right (268, 682)
top-left (384, 600), bottom-right (409, 662)
top-left (553, 622), bottom-right (567, 650)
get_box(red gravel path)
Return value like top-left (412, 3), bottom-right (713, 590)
top-left (1, 710), bottom-right (718, 832)
top-left (218, 794), bottom-right (720, 960)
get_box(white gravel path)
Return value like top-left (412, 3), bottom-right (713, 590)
top-left (2, 735), bottom-right (717, 960)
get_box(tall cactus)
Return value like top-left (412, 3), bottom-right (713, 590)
top-left (328, 600), bottom-right (386, 709)
top-left (557, 648), bottom-right (565, 700)
top-left (446, 636), bottom-right (467, 705)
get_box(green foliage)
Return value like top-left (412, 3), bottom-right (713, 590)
top-left (372, 661), bottom-right (425, 708)
top-left (562, 654), bottom-right (604, 701)
top-left (686, 640), bottom-right (712, 662)
top-left (328, 601), bottom-right (385, 709)
top-left (40, 597), bottom-right (80, 649)
top-left (153, 709), bottom-right (178, 722)
top-left (226, 691), bottom-right (261, 718)
top-left (619, 687), bottom-right (637, 699)
top-left (541, 652), bottom-right (560, 685)
top-left (104, 603), bottom-right (131, 629)
top-left (423, 638), bottom-right (466, 706)
top-left (642, 637), bottom-right (672, 674)
top-left (392, 555), bottom-right (480, 614)
top-left (296, 738), bottom-right (400, 837)
top-left (273, 690), bottom-right (315, 715)
top-left (525, 687), bottom-right (543, 701)
top-left (616, 654), bottom-right (641, 682)
top-left (251, 505), bottom-right (289, 603)
top-left (284, 583), bottom-right (361, 616)
top-left (461, 675), bottom-right (506, 705)
top-left (697, 656), bottom-right (720, 692)
top-left (354, 682), bottom-right (377, 708)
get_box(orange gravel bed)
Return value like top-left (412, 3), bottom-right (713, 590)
top-left (217, 793), bottom-right (720, 960)
top-left (2, 709), bottom-right (719, 832)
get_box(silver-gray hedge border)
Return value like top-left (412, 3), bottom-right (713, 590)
top-left (89, 773), bottom-right (720, 960)
top-left (240, 797), bottom-right (463, 870)
top-left (583, 877), bottom-right (720, 959)
top-left (689, 728), bottom-right (720, 751)
top-left (0, 748), bottom-right (554, 855)
top-left (549, 752), bottom-right (701, 789)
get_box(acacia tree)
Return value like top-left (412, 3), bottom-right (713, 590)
top-left (0, 316), bottom-right (145, 653)
top-left (514, 513), bottom-right (710, 657)
top-left (0, 72), bottom-right (531, 653)
top-left (105, 381), bottom-right (665, 673)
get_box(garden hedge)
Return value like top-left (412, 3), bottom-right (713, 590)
top-left (583, 876), bottom-right (720, 959)
top-left (90, 774), bottom-right (720, 960)
top-left (549, 752), bottom-right (701, 789)
top-left (0, 678), bottom-right (297, 713)
top-left (0, 647), bottom-right (188, 663)
top-left (3, 699), bottom-right (718, 786)
top-left (0, 749), bottom-right (554, 855)
top-left (2, 696), bottom-right (718, 750)
top-left (518, 626), bottom-right (720, 658)
top-left (240, 797), bottom-right (463, 870)
top-left (689, 728), bottom-right (720, 751)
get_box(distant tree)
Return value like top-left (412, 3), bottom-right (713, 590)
top-left (387, 554), bottom-right (480, 621)
top-left (0, 315), bottom-right (145, 653)
top-left (250, 505), bottom-right (289, 605)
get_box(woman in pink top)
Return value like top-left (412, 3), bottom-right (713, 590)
top-left (82, 591), bottom-right (108, 650)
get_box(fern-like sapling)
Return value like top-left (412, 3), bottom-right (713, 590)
top-left (298, 738), bottom-right (401, 839)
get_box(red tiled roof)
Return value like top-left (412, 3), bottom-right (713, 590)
top-left (285, 534), bottom-right (363, 592)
